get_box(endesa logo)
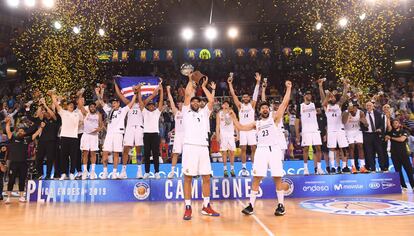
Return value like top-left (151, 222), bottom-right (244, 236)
top-left (302, 185), bottom-right (329, 192)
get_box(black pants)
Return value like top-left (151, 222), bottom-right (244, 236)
top-left (143, 133), bottom-right (160, 173)
top-left (391, 149), bottom-right (414, 188)
top-left (7, 161), bottom-right (27, 192)
top-left (54, 139), bottom-right (61, 178)
top-left (363, 133), bottom-right (387, 171)
top-left (76, 133), bottom-right (83, 172)
top-left (381, 140), bottom-right (390, 170)
top-left (60, 137), bottom-right (79, 175)
top-left (0, 170), bottom-right (4, 197)
top-left (36, 140), bottom-right (57, 177)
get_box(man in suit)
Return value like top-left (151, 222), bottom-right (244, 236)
top-left (363, 101), bottom-right (387, 172)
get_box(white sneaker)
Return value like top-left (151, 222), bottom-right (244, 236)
top-left (167, 171), bottom-right (175, 179)
top-left (101, 171), bottom-right (108, 180)
top-left (69, 174), bottom-right (75, 180)
top-left (111, 172), bottom-right (118, 179)
top-left (75, 172), bottom-right (82, 179)
top-left (90, 171), bottom-right (96, 180)
top-left (316, 168), bottom-right (325, 175)
top-left (59, 174), bottom-right (67, 181)
top-left (4, 197), bottom-right (10, 204)
top-left (82, 171), bottom-right (89, 180)
top-left (119, 171), bottom-right (128, 179)
top-left (19, 197), bottom-right (26, 203)
top-left (402, 187), bottom-right (408, 193)
top-left (241, 168), bottom-right (249, 177)
top-left (303, 168), bottom-right (310, 175)
top-left (143, 173), bottom-right (150, 179)
top-left (136, 170), bottom-right (143, 179)
top-left (155, 172), bottom-right (161, 179)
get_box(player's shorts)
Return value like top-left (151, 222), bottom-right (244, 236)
top-left (182, 144), bottom-right (211, 176)
top-left (80, 133), bottom-right (99, 151)
top-left (252, 145), bottom-right (284, 177)
top-left (301, 132), bottom-right (323, 147)
top-left (220, 133), bottom-right (236, 151)
top-left (327, 130), bottom-right (349, 149)
top-left (346, 131), bottom-right (363, 144)
top-left (239, 130), bottom-right (257, 146)
top-left (103, 133), bottom-right (124, 153)
top-left (123, 125), bottom-right (144, 147)
top-left (172, 132), bottom-right (184, 154)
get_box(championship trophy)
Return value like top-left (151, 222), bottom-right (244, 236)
top-left (180, 63), bottom-right (205, 84)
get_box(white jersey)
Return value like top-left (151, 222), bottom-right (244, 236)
top-left (325, 104), bottom-right (344, 132)
top-left (174, 110), bottom-right (184, 133)
top-left (344, 109), bottom-right (361, 132)
top-left (256, 117), bottom-right (279, 146)
top-left (126, 103), bottom-right (143, 128)
top-left (239, 103), bottom-right (255, 125)
top-left (275, 116), bottom-right (287, 150)
top-left (103, 104), bottom-right (130, 134)
top-left (219, 110), bottom-right (234, 135)
top-left (83, 113), bottom-right (100, 134)
top-left (183, 105), bottom-right (211, 146)
top-left (300, 102), bottom-right (319, 133)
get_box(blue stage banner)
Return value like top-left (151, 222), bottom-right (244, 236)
top-left (27, 173), bottom-right (401, 203)
top-left (114, 76), bottom-right (159, 101)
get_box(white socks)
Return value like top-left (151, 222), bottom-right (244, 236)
top-left (91, 164), bottom-right (96, 172)
top-left (185, 200), bottom-right (191, 206)
top-left (103, 167), bottom-right (108, 173)
top-left (329, 151), bottom-right (335, 167)
top-left (359, 159), bottom-right (365, 167)
top-left (342, 161), bottom-right (347, 168)
top-left (304, 162), bottom-right (308, 170)
top-left (171, 166), bottom-right (175, 171)
top-left (203, 197), bottom-right (210, 207)
top-left (276, 190), bottom-right (284, 205)
top-left (122, 165), bottom-right (127, 171)
top-left (82, 164), bottom-right (87, 172)
top-left (317, 162), bottom-right (322, 169)
top-left (223, 165), bottom-right (228, 171)
top-left (230, 165), bottom-right (234, 171)
top-left (242, 163), bottom-right (247, 169)
top-left (350, 159), bottom-right (355, 167)
top-left (249, 190), bottom-right (259, 206)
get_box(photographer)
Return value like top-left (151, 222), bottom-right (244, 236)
top-left (385, 119), bottom-right (414, 191)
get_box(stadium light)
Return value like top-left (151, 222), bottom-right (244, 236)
top-left (7, 0), bottom-right (20, 8)
top-left (73, 26), bottom-right (81, 34)
top-left (181, 28), bottom-right (194, 41)
top-left (338, 17), bottom-right (348, 28)
top-left (315, 22), bottom-right (322, 30)
top-left (359, 13), bottom-right (366, 21)
top-left (98, 28), bottom-right (105, 36)
top-left (205, 26), bottom-right (217, 41)
top-left (42, 0), bottom-right (54, 9)
top-left (395, 59), bottom-right (412, 65)
top-left (53, 21), bottom-right (62, 30)
top-left (24, 0), bottom-right (35, 7)
top-left (227, 27), bottom-right (239, 39)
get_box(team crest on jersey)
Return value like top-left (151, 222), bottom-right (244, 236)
top-left (300, 197), bottom-right (414, 216)
top-left (133, 182), bottom-right (150, 200)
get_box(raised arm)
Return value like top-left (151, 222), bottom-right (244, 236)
top-left (32, 122), bottom-right (45, 140)
top-left (50, 93), bottom-right (62, 113)
top-left (201, 78), bottom-right (214, 111)
top-left (141, 85), bottom-right (160, 110)
top-left (166, 85), bottom-right (177, 115)
top-left (227, 77), bottom-right (241, 109)
top-left (318, 79), bottom-right (326, 104)
top-left (322, 91), bottom-right (331, 109)
top-left (114, 80), bottom-right (131, 105)
top-left (95, 86), bottom-right (105, 108)
top-left (261, 81), bottom-right (267, 102)
top-left (216, 113), bottom-right (221, 143)
top-left (338, 80), bottom-right (350, 107)
top-left (229, 110), bottom-right (255, 131)
top-left (251, 72), bottom-right (261, 108)
top-left (126, 87), bottom-right (138, 109)
top-left (5, 117), bottom-right (12, 139)
top-left (157, 82), bottom-right (164, 111)
top-left (274, 81), bottom-right (292, 123)
top-left (41, 98), bottom-right (57, 120)
top-left (342, 110), bottom-right (350, 124)
top-left (184, 74), bottom-right (195, 106)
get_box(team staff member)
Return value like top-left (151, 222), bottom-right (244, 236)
top-left (385, 119), bottom-right (414, 191)
top-left (4, 117), bottom-right (44, 204)
top-left (142, 81), bottom-right (164, 179)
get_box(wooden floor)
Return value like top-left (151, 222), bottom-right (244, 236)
top-left (1, 194), bottom-right (414, 236)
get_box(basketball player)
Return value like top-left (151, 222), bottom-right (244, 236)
top-left (319, 79), bottom-right (350, 173)
top-left (343, 102), bottom-right (368, 173)
top-left (79, 103), bottom-right (103, 180)
top-left (227, 73), bottom-right (261, 176)
top-left (97, 85), bottom-right (138, 179)
top-left (182, 76), bottom-right (219, 221)
top-left (166, 85), bottom-right (184, 179)
top-left (231, 80), bottom-right (292, 216)
top-left (216, 100), bottom-right (237, 177)
top-left (114, 82), bottom-right (157, 179)
top-left (295, 87), bottom-right (324, 175)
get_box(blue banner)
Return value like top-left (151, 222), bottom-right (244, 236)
top-left (27, 173), bottom-right (401, 203)
top-left (114, 76), bottom-right (159, 101)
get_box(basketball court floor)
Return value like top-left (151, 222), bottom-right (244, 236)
top-left (1, 193), bottom-right (413, 236)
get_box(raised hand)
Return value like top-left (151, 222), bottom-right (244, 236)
top-left (40, 122), bottom-right (46, 128)
top-left (202, 77), bottom-right (209, 88)
top-left (227, 77), bottom-right (233, 84)
top-left (317, 78), bottom-right (325, 86)
top-left (166, 85), bottom-right (171, 92)
top-left (255, 72), bottom-right (261, 83)
top-left (285, 80), bottom-right (292, 88)
top-left (210, 81), bottom-right (216, 90)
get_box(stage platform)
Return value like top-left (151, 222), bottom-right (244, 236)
top-left (27, 172), bottom-right (401, 203)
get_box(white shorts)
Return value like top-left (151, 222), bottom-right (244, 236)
top-left (239, 130), bottom-right (257, 146)
top-left (182, 144), bottom-right (211, 176)
top-left (103, 133), bottom-right (124, 153)
top-left (220, 133), bottom-right (236, 151)
top-left (172, 132), bottom-right (184, 154)
top-left (346, 131), bottom-right (363, 144)
top-left (252, 145), bottom-right (284, 177)
top-left (301, 132), bottom-right (322, 147)
top-left (80, 133), bottom-right (99, 151)
top-left (123, 126), bottom-right (144, 147)
top-left (327, 130), bottom-right (349, 149)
